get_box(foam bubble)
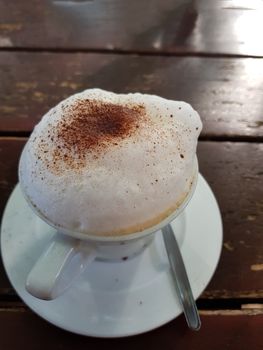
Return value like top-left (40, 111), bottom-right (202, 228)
top-left (19, 89), bottom-right (202, 236)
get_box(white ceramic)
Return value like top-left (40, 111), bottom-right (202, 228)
top-left (20, 159), bottom-right (199, 300)
top-left (1, 174), bottom-right (223, 337)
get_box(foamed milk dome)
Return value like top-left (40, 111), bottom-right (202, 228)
top-left (19, 89), bottom-right (202, 236)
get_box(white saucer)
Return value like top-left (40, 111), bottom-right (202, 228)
top-left (1, 174), bottom-right (222, 337)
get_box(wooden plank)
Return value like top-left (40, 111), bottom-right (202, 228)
top-left (0, 138), bottom-right (25, 221)
top-left (0, 138), bottom-right (262, 297)
top-left (0, 138), bottom-right (26, 290)
top-left (1, 0), bottom-right (263, 57)
top-left (0, 52), bottom-right (263, 137)
top-left (0, 308), bottom-right (262, 349)
top-left (198, 142), bottom-right (263, 297)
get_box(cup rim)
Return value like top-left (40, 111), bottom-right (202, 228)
top-left (20, 157), bottom-right (199, 243)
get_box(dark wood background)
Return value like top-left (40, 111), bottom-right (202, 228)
top-left (0, 0), bottom-right (263, 348)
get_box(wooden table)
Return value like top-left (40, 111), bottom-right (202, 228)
top-left (0, 0), bottom-right (262, 348)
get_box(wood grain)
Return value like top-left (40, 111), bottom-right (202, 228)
top-left (1, 0), bottom-right (263, 57)
top-left (0, 0), bottom-right (262, 345)
top-left (0, 138), bottom-right (26, 291)
top-left (0, 52), bottom-right (263, 137)
top-left (0, 308), bottom-right (262, 349)
top-left (197, 142), bottom-right (263, 296)
top-left (0, 138), bottom-right (262, 297)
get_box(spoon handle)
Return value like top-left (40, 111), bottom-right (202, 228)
top-left (162, 224), bottom-right (201, 331)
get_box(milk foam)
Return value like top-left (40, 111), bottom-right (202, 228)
top-left (19, 89), bottom-right (202, 236)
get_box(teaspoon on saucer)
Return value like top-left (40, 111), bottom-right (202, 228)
top-left (162, 224), bottom-right (201, 331)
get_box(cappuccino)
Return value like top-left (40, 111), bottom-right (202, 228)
top-left (19, 89), bottom-right (202, 236)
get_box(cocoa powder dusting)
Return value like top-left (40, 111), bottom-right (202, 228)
top-left (39, 99), bottom-right (146, 173)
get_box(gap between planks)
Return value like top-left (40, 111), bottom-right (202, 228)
top-left (0, 47), bottom-right (263, 59)
top-left (0, 135), bottom-right (263, 144)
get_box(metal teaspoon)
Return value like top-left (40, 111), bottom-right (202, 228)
top-left (162, 223), bottom-right (201, 330)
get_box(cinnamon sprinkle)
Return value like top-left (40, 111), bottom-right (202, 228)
top-left (37, 99), bottom-right (146, 173)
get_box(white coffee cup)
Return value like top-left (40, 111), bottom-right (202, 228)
top-left (24, 159), bottom-right (198, 300)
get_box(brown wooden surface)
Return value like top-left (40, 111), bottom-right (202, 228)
top-left (0, 308), bottom-right (262, 349)
top-left (1, 0), bottom-right (263, 347)
top-left (1, 52), bottom-right (263, 138)
top-left (0, 138), bottom-right (26, 292)
top-left (198, 142), bottom-right (263, 297)
top-left (0, 138), bottom-right (262, 298)
top-left (1, 0), bottom-right (263, 57)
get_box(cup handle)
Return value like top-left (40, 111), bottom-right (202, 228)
top-left (26, 233), bottom-right (96, 300)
